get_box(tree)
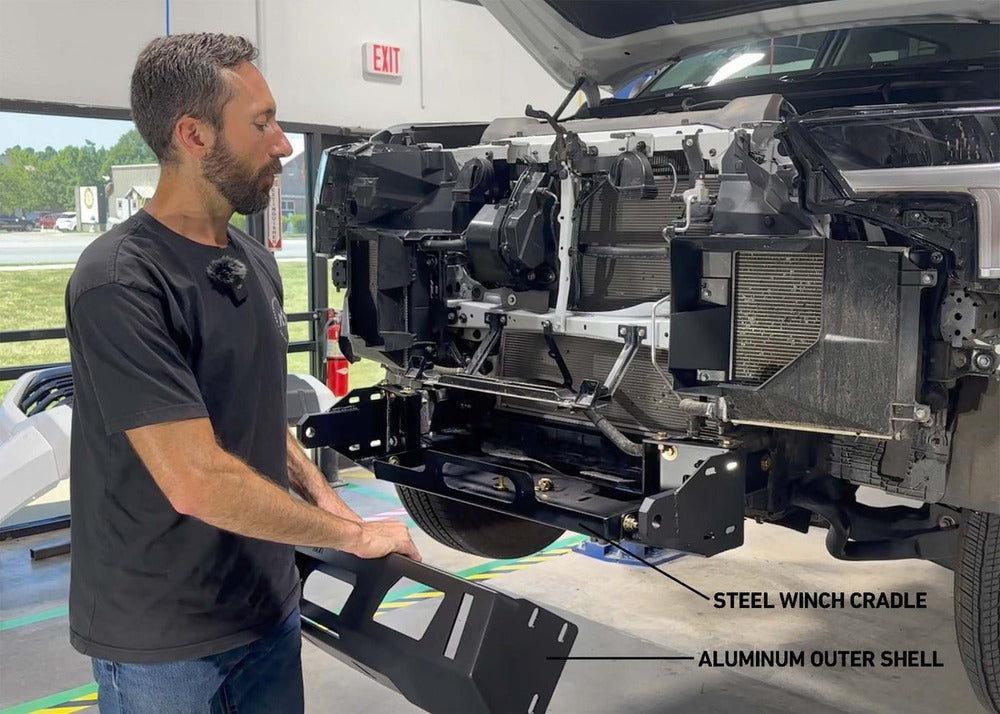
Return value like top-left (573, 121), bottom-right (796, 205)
top-left (0, 128), bottom-right (155, 214)
top-left (0, 147), bottom-right (37, 213)
top-left (100, 129), bottom-right (157, 176)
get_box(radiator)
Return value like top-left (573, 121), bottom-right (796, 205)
top-left (498, 332), bottom-right (693, 435)
top-left (576, 174), bottom-right (720, 311)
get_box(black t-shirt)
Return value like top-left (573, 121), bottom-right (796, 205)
top-left (65, 210), bottom-right (298, 663)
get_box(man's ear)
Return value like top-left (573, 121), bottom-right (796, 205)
top-left (174, 116), bottom-right (215, 160)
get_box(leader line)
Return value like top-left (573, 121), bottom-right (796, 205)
top-left (577, 523), bottom-right (711, 601)
top-left (546, 656), bottom-right (696, 661)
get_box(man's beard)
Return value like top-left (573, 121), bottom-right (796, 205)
top-left (202, 136), bottom-right (282, 215)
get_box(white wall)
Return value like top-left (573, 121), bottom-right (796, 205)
top-left (0, 0), bottom-right (565, 130)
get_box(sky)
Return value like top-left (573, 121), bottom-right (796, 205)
top-left (1, 113), bottom-right (135, 153)
top-left (0, 112), bottom-right (305, 162)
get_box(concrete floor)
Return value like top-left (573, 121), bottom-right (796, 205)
top-left (0, 475), bottom-right (986, 714)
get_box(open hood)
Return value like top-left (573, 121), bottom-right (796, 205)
top-left (479, 0), bottom-right (1000, 88)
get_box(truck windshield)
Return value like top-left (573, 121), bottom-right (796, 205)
top-left (639, 23), bottom-right (1000, 96)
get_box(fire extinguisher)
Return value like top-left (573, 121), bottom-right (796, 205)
top-left (324, 309), bottom-right (350, 397)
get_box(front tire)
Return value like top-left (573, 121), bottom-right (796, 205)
top-left (397, 486), bottom-right (562, 559)
top-left (954, 510), bottom-right (1000, 712)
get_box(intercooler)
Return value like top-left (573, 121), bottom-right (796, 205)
top-left (498, 332), bottom-right (694, 435)
top-left (731, 251), bottom-right (825, 384)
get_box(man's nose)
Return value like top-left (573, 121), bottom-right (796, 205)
top-left (273, 122), bottom-right (293, 158)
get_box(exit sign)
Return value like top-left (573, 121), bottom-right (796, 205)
top-left (363, 42), bottom-right (402, 78)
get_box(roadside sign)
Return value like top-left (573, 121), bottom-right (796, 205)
top-left (265, 175), bottom-right (282, 251)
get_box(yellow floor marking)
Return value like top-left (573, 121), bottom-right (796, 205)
top-left (374, 601), bottom-right (416, 610)
top-left (490, 564), bottom-right (537, 571)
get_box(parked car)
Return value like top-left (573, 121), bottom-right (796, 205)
top-left (37, 213), bottom-right (61, 230)
top-left (307, 1), bottom-right (1000, 710)
top-left (0, 214), bottom-right (37, 231)
top-left (54, 213), bottom-right (78, 232)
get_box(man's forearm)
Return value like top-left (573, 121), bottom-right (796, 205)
top-left (286, 431), bottom-right (362, 522)
top-left (185, 447), bottom-right (364, 550)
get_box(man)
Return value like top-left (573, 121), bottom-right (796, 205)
top-left (64, 33), bottom-right (420, 713)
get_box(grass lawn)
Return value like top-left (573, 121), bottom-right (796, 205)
top-left (0, 261), bottom-right (384, 403)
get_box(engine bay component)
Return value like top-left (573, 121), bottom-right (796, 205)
top-left (309, 98), bottom-right (1000, 559)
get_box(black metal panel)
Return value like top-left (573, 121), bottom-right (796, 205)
top-left (296, 548), bottom-right (576, 714)
top-left (667, 306), bottom-right (731, 371)
top-left (297, 387), bottom-right (422, 460)
top-left (373, 448), bottom-right (641, 541)
top-left (638, 449), bottom-right (747, 556)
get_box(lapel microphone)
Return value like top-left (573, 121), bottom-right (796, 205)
top-left (206, 255), bottom-right (249, 305)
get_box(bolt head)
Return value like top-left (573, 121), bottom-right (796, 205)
top-left (921, 273), bottom-right (934, 285)
top-left (914, 406), bottom-right (929, 420)
top-left (619, 326), bottom-right (627, 336)
top-left (659, 444), bottom-right (678, 461)
top-left (507, 294), bottom-right (517, 305)
top-left (638, 328), bottom-right (647, 338)
top-left (975, 353), bottom-right (994, 370)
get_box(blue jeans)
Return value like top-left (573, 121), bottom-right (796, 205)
top-left (91, 608), bottom-right (303, 714)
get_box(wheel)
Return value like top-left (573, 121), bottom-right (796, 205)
top-left (954, 510), bottom-right (1000, 712)
top-left (396, 486), bottom-right (562, 559)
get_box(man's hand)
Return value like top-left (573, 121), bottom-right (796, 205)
top-left (349, 520), bottom-right (422, 561)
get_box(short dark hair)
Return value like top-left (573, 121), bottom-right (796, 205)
top-left (130, 33), bottom-right (258, 163)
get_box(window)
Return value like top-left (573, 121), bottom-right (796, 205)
top-left (640, 23), bottom-right (1000, 96)
top-left (273, 133), bottom-right (311, 377)
top-left (0, 111), bottom-right (158, 401)
top-left (643, 31), bottom-right (827, 93)
top-left (832, 25), bottom-right (1000, 67)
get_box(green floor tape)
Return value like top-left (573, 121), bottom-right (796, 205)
top-left (0, 682), bottom-right (97, 714)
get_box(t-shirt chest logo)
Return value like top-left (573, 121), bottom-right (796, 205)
top-left (271, 297), bottom-right (289, 343)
